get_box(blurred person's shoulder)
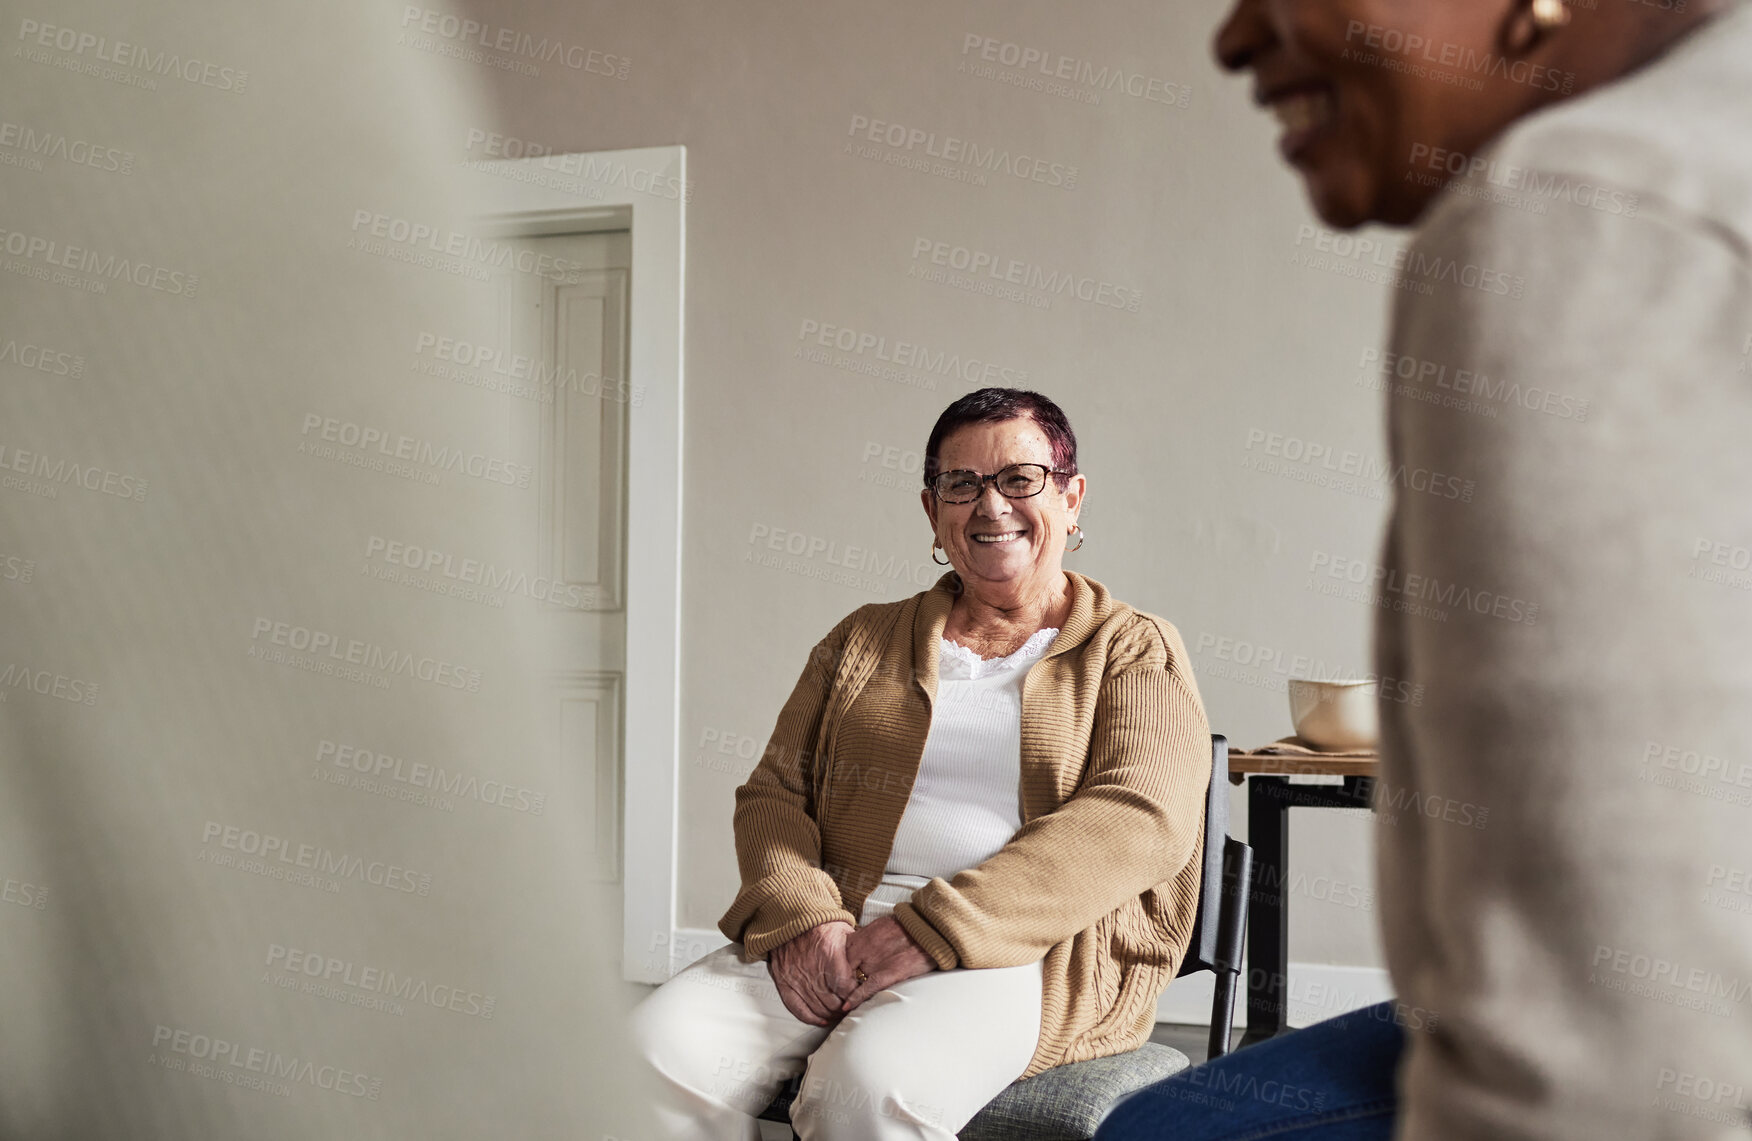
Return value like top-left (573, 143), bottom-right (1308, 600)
top-left (1436, 4), bottom-right (1752, 244)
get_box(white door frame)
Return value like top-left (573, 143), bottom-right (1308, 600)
top-left (463, 146), bottom-right (686, 984)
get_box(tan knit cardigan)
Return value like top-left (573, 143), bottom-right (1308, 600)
top-left (717, 570), bottom-right (1212, 1079)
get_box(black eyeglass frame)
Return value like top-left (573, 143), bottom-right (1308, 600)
top-left (925, 462), bottom-right (1075, 504)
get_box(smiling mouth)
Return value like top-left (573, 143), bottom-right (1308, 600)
top-left (1266, 87), bottom-right (1336, 163)
top-left (972, 531), bottom-right (1026, 545)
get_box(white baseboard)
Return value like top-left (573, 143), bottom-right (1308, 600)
top-left (669, 928), bottom-right (1390, 1029)
top-left (1155, 961), bottom-right (1392, 1028)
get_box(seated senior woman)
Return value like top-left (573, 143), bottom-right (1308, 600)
top-left (630, 388), bottom-right (1213, 1139)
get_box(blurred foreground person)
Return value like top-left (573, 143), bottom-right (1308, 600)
top-left (1104, 1), bottom-right (1752, 1139)
top-left (0, 2), bottom-right (651, 1138)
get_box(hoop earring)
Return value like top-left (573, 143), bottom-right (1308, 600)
top-left (931, 541), bottom-right (950, 566)
top-left (1504, 0), bottom-right (1567, 55)
top-left (1531, 0), bottom-right (1570, 29)
top-left (1066, 526), bottom-right (1085, 553)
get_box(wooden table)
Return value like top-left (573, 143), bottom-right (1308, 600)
top-left (1227, 749), bottom-right (1381, 1047)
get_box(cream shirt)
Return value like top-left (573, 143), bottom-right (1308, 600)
top-left (881, 628), bottom-right (1059, 887)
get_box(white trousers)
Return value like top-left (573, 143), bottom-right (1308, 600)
top-left (629, 876), bottom-right (1044, 1140)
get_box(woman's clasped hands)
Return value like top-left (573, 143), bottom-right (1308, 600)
top-left (765, 916), bottom-right (938, 1027)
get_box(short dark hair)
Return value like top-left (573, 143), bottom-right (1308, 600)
top-left (922, 388), bottom-right (1078, 489)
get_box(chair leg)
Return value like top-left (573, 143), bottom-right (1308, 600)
top-left (1212, 839), bottom-right (1252, 1059)
top-left (1208, 968), bottom-right (1238, 1060)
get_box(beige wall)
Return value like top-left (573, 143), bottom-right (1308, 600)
top-left (460, 0), bottom-right (1404, 970)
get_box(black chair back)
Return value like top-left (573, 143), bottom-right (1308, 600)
top-left (1176, 734), bottom-right (1229, 977)
top-left (1173, 734), bottom-right (1251, 1059)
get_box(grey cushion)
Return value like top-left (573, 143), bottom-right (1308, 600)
top-left (958, 1043), bottom-right (1191, 1141)
top-left (757, 1042), bottom-right (1191, 1138)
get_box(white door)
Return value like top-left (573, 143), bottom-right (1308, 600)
top-left (495, 230), bottom-right (632, 923)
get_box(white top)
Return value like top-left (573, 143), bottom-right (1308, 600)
top-left (883, 627), bottom-right (1060, 881)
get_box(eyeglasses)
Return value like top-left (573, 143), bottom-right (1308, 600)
top-left (927, 463), bottom-right (1071, 504)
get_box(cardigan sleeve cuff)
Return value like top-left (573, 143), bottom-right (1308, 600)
top-left (892, 901), bottom-right (960, 971)
top-left (733, 906), bottom-right (858, 962)
top-left (718, 872), bottom-right (858, 961)
top-left (718, 866), bottom-right (855, 959)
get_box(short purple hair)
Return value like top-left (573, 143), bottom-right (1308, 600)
top-left (922, 388), bottom-right (1078, 489)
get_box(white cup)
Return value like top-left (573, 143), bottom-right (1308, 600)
top-left (1287, 679), bottom-right (1379, 751)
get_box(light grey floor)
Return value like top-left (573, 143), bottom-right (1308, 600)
top-left (1148, 1019), bottom-right (1231, 1066)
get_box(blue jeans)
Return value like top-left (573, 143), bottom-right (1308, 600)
top-left (1096, 1001), bottom-right (1404, 1141)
